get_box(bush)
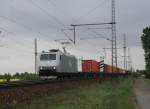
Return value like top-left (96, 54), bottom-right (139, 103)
top-left (13, 72), bottom-right (39, 80)
top-left (4, 73), bottom-right (11, 82)
top-left (145, 71), bottom-right (150, 79)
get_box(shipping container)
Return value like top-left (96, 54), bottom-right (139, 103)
top-left (104, 64), bottom-right (112, 73)
top-left (104, 64), bottom-right (127, 74)
top-left (82, 60), bottom-right (99, 73)
top-left (104, 64), bottom-right (119, 73)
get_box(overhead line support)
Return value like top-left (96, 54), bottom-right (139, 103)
top-left (111, 0), bottom-right (117, 73)
top-left (71, 22), bottom-right (115, 27)
top-left (70, 22), bottom-right (114, 45)
top-left (34, 38), bottom-right (38, 74)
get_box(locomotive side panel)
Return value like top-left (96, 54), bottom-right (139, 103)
top-left (59, 55), bottom-right (78, 73)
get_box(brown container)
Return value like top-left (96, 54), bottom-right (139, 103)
top-left (104, 64), bottom-right (128, 74)
top-left (104, 64), bottom-right (112, 73)
top-left (104, 64), bottom-right (119, 73)
top-left (82, 60), bottom-right (99, 73)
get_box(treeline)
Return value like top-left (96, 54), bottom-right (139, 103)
top-left (0, 72), bottom-right (39, 82)
top-left (141, 27), bottom-right (150, 78)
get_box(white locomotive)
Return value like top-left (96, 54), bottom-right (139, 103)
top-left (38, 49), bottom-right (78, 77)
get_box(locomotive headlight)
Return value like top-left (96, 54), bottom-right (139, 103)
top-left (53, 66), bottom-right (56, 69)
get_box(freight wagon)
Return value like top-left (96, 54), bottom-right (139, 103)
top-left (103, 64), bottom-right (128, 74)
top-left (82, 60), bottom-right (99, 73)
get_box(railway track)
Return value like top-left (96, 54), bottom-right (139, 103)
top-left (0, 73), bottom-right (128, 89)
top-left (0, 78), bottom-right (87, 89)
top-left (0, 79), bottom-right (61, 89)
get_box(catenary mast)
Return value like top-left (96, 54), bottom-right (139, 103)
top-left (111, 0), bottom-right (117, 72)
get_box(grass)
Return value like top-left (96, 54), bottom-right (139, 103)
top-left (145, 78), bottom-right (150, 84)
top-left (14, 77), bottom-right (135, 109)
top-left (0, 79), bottom-right (20, 83)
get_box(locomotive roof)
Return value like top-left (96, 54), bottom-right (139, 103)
top-left (41, 49), bottom-right (76, 57)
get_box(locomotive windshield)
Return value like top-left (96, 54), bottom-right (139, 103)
top-left (40, 54), bottom-right (56, 60)
top-left (49, 54), bottom-right (56, 60)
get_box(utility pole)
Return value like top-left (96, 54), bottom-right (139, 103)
top-left (123, 34), bottom-right (127, 70)
top-left (73, 26), bottom-right (76, 44)
top-left (128, 48), bottom-right (132, 71)
top-left (111, 0), bottom-right (117, 73)
top-left (34, 38), bottom-right (37, 74)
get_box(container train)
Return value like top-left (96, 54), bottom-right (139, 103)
top-left (38, 49), bottom-right (128, 78)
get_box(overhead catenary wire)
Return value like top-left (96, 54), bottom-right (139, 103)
top-left (76, 0), bottom-right (110, 21)
top-left (0, 16), bottom-right (54, 48)
top-left (0, 25), bottom-right (50, 58)
top-left (46, 0), bottom-right (111, 43)
top-left (27, 0), bottom-right (76, 45)
top-left (28, 0), bottom-right (67, 28)
top-left (7, 0), bottom-right (66, 29)
top-left (46, 0), bottom-right (109, 22)
top-left (0, 24), bottom-right (34, 49)
top-left (4, 0), bottom-right (113, 52)
top-left (60, 29), bottom-right (74, 43)
top-left (0, 26), bottom-right (34, 49)
top-left (7, 0), bottom-right (65, 40)
top-left (6, 0), bottom-right (111, 45)
top-left (4, 0), bottom-right (65, 48)
top-left (7, 0), bottom-right (73, 47)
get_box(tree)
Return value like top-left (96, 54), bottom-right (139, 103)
top-left (4, 73), bottom-right (11, 82)
top-left (141, 27), bottom-right (150, 78)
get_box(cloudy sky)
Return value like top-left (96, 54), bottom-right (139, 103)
top-left (0, 0), bottom-right (149, 74)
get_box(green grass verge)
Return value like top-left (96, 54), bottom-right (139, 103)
top-left (14, 77), bottom-right (135, 109)
top-left (0, 79), bottom-right (20, 83)
top-left (145, 78), bottom-right (150, 84)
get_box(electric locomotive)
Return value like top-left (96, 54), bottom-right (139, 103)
top-left (38, 49), bottom-right (78, 78)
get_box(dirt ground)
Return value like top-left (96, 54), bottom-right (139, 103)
top-left (134, 79), bottom-right (150, 109)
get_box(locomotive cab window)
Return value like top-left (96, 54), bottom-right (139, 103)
top-left (40, 54), bottom-right (56, 60)
top-left (40, 54), bottom-right (49, 60)
top-left (49, 54), bottom-right (56, 60)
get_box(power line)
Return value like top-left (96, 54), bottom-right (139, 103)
top-left (6, 0), bottom-right (67, 46)
top-left (76, 0), bottom-right (110, 21)
top-left (0, 28), bottom-right (33, 55)
top-left (6, 0), bottom-right (112, 51)
top-left (61, 29), bottom-right (74, 43)
top-left (0, 16), bottom-right (54, 47)
top-left (46, 0), bottom-right (111, 44)
top-left (28, 0), bottom-right (66, 28)
top-left (46, 0), bottom-right (108, 22)
top-left (27, 0), bottom-right (76, 45)
top-left (0, 26), bottom-right (34, 50)
top-left (0, 16), bottom-right (35, 35)
top-left (8, 0), bottom-right (111, 45)
top-left (7, 0), bottom-right (65, 42)
top-left (71, 22), bottom-right (113, 44)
